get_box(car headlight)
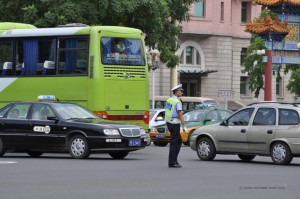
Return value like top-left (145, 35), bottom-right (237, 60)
top-left (103, 129), bottom-right (120, 135)
top-left (140, 128), bottom-right (146, 135)
top-left (151, 127), bottom-right (157, 132)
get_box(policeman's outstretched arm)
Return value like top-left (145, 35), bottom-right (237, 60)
top-left (178, 110), bottom-right (188, 133)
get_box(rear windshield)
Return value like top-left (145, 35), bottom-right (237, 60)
top-left (101, 37), bottom-right (145, 66)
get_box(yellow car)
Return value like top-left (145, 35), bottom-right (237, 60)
top-left (149, 108), bottom-right (232, 146)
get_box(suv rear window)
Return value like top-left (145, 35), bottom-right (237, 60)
top-left (279, 109), bottom-right (300, 125)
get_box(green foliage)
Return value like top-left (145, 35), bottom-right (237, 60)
top-left (284, 64), bottom-right (300, 98)
top-left (242, 9), bottom-right (281, 98)
top-left (0, 0), bottom-right (195, 68)
top-left (242, 35), bottom-right (266, 97)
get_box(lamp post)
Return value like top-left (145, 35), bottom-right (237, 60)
top-left (257, 49), bottom-right (272, 101)
top-left (148, 49), bottom-right (160, 109)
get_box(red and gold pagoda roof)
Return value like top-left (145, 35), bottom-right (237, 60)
top-left (245, 16), bottom-right (289, 35)
top-left (254, 0), bottom-right (300, 6)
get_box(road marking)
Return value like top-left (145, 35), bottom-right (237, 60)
top-left (0, 161), bottom-right (18, 164)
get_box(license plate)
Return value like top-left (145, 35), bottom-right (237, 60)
top-left (129, 139), bottom-right (141, 146)
top-left (156, 134), bottom-right (165, 138)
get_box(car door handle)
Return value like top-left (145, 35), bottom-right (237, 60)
top-left (241, 129), bottom-right (246, 133)
top-left (267, 130), bottom-right (273, 134)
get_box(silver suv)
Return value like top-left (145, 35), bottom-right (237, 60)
top-left (190, 102), bottom-right (300, 165)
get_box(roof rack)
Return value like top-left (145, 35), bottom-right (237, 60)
top-left (57, 23), bottom-right (89, 27)
top-left (247, 101), bottom-right (299, 107)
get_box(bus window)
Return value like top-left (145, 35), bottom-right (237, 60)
top-left (0, 39), bottom-right (13, 76)
top-left (15, 38), bottom-right (56, 76)
top-left (58, 37), bottom-right (89, 75)
top-left (101, 37), bottom-right (145, 66)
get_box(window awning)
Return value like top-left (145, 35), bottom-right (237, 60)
top-left (178, 69), bottom-right (218, 77)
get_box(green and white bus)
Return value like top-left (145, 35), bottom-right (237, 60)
top-left (0, 22), bottom-right (150, 129)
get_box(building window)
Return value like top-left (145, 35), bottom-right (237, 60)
top-left (240, 48), bottom-right (247, 65)
top-left (240, 76), bottom-right (249, 96)
top-left (221, 2), bottom-right (224, 21)
top-left (194, 0), bottom-right (205, 17)
top-left (276, 77), bottom-right (283, 97)
top-left (180, 46), bottom-right (201, 65)
top-left (241, 2), bottom-right (251, 23)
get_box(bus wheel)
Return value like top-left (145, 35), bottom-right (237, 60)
top-left (109, 152), bottom-right (129, 159)
top-left (27, 151), bottom-right (44, 157)
top-left (0, 137), bottom-right (6, 157)
top-left (69, 135), bottom-right (90, 159)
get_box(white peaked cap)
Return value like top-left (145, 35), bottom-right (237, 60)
top-left (171, 84), bottom-right (183, 91)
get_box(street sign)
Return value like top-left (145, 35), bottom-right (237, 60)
top-left (218, 90), bottom-right (234, 98)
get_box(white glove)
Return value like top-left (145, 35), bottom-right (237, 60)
top-left (182, 126), bottom-right (188, 134)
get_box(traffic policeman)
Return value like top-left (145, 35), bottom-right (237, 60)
top-left (165, 84), bottom-right (187, 168)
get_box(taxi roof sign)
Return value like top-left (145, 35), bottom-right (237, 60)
top-left (37, 95), bottom-right (58, 101)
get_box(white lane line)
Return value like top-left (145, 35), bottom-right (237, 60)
top-left (0, 161), bottom-right (18, 164)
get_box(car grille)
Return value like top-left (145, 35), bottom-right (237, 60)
top-left (119, 128), bottom-right (141, 137)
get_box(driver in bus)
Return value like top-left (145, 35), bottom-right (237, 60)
top-left (113, 39), bottom-right (127, 64)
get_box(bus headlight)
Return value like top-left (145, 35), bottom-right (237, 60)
top-left (103, 129), bottom-right (120, 135)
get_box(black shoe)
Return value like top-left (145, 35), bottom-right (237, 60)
top-left (169, 163), bottom-right (182, 168)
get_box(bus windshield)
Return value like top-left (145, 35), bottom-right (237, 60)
top-left (101, 37), bottom-right (145, 66)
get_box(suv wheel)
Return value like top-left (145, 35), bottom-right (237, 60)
top-left (238, 154), bottom-right (255, 162)
top-left (0, 137), bottom-right (6, 157)
top-left (68, 135), bottom-right (90, 159)
top-left (271, 142), bottom-right (293, 165)
top-left (196, 137), bottom-right (216, 161)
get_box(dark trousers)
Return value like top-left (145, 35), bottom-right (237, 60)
top-left (167, 122), bottom-right (182, 166)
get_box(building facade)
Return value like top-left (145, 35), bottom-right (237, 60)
top-left (150, 0), bottom-right (294, 109)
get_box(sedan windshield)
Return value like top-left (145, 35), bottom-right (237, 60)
top-left (184, 110), bottom-right (207, 122)
top-left (52, 103), bottom-right (98, 120)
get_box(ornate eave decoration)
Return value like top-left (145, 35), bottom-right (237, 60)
top-left (254, 0), bottom-right (300, 14)
top-left (245, 16), bottom-right (289, 41)
top-left (254, 0), bottom-right (300, 6)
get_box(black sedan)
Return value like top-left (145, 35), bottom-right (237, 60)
top-left (0, 100), bottom-right (149, 159)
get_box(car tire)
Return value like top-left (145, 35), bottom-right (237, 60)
top-left (68, 135), bottom-right (90, 159)
top-left (196, 137), bottom-right (216, 161)
top-left (153, 141), bottom-right (168, 147)
top-left (238, 154), bottom-right (255, 162)
top-left (0, 137), bottom-right (6, 157)
top-left (27, 151), bottom-right (44, 157)
top-left (271, 142), bottom-right (293, 165)
top-left (109, 152), bottom-right (129, 159)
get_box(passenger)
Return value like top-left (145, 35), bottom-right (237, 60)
top-left (40, 108), bottom-right (50, 120)
top-left (11, 109), bottom-right (19, 118)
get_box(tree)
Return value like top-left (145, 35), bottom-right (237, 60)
top-left (0, 0), bottom-right (196, 68)
top-left (284, 64), bottom-right (300, 98)
top-left (242, 10), bottom-right (280, 97)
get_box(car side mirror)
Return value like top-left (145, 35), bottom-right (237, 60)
top-left (156, 116), bottom-right (164, 121)
top-left (220, 120), bottom-right (228, 126)
top-left (47, 116), bottom-right (60, 123)
top-left (204, 118), bottom-right (212, 124)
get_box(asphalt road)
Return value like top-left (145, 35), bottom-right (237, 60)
top-left (0, 144), bottom-right (299, 199)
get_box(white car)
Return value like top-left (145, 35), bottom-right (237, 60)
top-left (149, 109), bottom-right (165, 130)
